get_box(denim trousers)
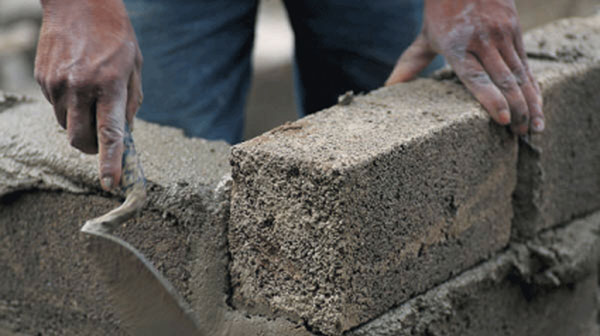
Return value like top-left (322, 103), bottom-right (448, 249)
top-left (124, 0), bottom-right (443, 144)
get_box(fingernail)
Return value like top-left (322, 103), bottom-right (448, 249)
top-left (498, 109), bottom-right (511, 125)
top-left (102, 177), bottom-right (114, 190)
top-left (532, 117), bottom-right (545, 132)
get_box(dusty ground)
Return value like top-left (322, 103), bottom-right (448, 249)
top-left (0, 190), bottom-right (197, 336)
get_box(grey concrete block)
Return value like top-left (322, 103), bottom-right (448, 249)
top-left (349, 210), bottom-right (600, 336)
top-left (516, 0), bottom-right (600, 31)
top-left (513, 15), bottom-right (600, 238)
top-left (229, 78), bottom-right (518, 334)
top-left (524, 14), bottom-right (600, 63)
top-left (0, 99), bottom-right (309, 335)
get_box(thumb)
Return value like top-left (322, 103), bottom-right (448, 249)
top-left (385, 33), bottom-right (437, 86)
top-left (96, 86), bottom-right (127, 191)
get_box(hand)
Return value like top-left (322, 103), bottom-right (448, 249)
top-left (386, 0), bottom-right (543, 135)
top-left (35, 0), bottom-right (143, 190)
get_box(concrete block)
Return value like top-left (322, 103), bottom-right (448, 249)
top-left (0, 99), bottom-right (309, 335)
top-left (524, 14), bottom-right (600, 63)
top-left (513, 15), bottom-right (600, 238)
top-left (229, 77), bottom-right (518, 334)
top-left (516, 0), bottom-right (600, 31)
top-left (350, 210), bottom-right (600, 336)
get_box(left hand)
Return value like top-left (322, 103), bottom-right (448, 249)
top-left (386, 0), bottom-right (544, 135)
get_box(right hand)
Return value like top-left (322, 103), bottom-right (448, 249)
top-left (35, 0), bottom-right (143, 191)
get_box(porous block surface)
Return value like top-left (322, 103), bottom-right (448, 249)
top-left (229, 79), bottom-right (518, 334)
top-left (350, 210), bottom-right (600, 336)
top-left (1, 191), bottom-right (176, 335)
top-left (514, 15), bottom-right (600, 238)
top-left (524, 14), bottom-right (600, 63)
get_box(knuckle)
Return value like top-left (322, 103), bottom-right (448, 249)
top-left (490, 22), bottom-right (514, 42)
top-left (66, 76), bottom-right (88, 91)
top-left (496, 75), bottom-right (518, 92)
top-left (512, 66), bottom-right (529, 86)
top-left (98, 125), bottom-right (124, 148)
top-left (489, 25), bottom-right (506, 41)
top-left (46, 75), bottom-right (66, 90)
top-left (462, 69), bottom-right (491, 86)
top-left (99, 71), bottom-right (123, 89)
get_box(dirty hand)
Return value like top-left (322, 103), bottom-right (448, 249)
top-left (386, 0), bottom-right (543, 134)
top-left (35, 0), bottom-right (143, 190)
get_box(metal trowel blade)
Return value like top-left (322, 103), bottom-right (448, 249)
top-left (82, 225), bottom-right (205, 336)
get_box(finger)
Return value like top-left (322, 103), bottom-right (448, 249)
top-left (66, 91), bottom-right (98, 154)
top-left (385, 34), bottom-right (437, 86)
top-left (40, 85), bottom-right (52, 105)
top-left (52, 93), bottom-right (68, 129)
top-left (34, 54), bottom-right (52, 104)
top-left (477, 48), bottom-right (530, 134)
top-left (447, 53), bottom-right (511, 125)
top-left (125, 68), bottom-right (143, 130)
top-left (511, 32), bottom-right (544, 132)
top-left (45, 76), bottom-right (69, 128)
top-left (35, 73), bottom-right (52, 104)
top-left (513, 26), bottom-right (543, 99)
top-left (96, 84), bottom-right (127, 191)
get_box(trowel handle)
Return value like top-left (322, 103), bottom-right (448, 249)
top-left (120, 123), bottom-right (146, 200)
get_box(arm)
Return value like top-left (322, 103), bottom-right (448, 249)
top-left (386, 0), bottom-right (543, 135)
top-left (35, 0), bottom-right (143, 190)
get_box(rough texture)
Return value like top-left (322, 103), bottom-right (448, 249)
top-left (516, 0), bottom-right (599, 31)
top-left (513, 15), bottom-right (600, 238)
top-left (3, 12), bottom-right (600, 336)
top-left (1, 191), bottom-right (166, 335)
top-left (229, 78), bottom-right (518, 335)
top-left (0, 98), bottom-right (231, 197)
top-left (349, 210), bottom-right (600, 336)
top-left (524, 14), bottom-right (600, 63)
top-left (229, 14), bottom-right (600, 335)
top-left (0, 99), bottom-right (310, 335)
top-left (0, 91), bottom-right (27, 112)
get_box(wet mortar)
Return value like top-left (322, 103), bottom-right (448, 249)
top-left (0, 190), bottom-right (195, 335)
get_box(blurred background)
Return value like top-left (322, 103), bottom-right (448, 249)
top-left (0, 0), bottom-right (598, 140)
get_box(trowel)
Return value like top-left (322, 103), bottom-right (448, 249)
top-left (80, 126), bottom-right (222, 336)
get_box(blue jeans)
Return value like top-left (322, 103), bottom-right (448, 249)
top-left (124, 0), bottom-right (443, 144)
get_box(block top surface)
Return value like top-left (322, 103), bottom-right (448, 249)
top-left (524, 14), bottom-right (600, 62)
top-left (236, 78), bottom-right (488, 170)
